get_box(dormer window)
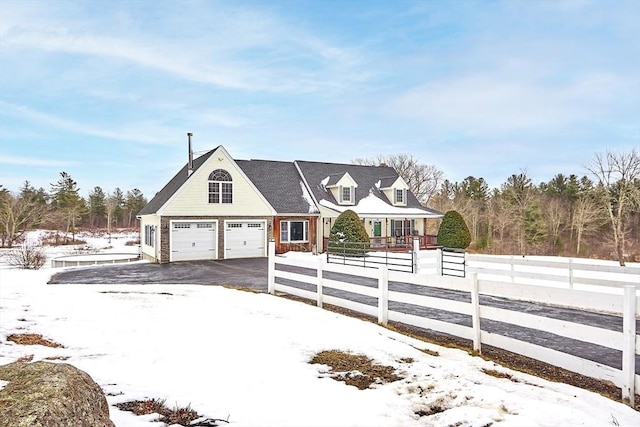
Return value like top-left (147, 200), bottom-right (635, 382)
top-left (340, 186), bottom-right (354, 204)
top-left (208, 169), bottom-right (233, 204)
top-left (394, 188), bottom-right (407, 206)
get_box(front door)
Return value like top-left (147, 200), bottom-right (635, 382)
top-left (373, 220), bottom-right (382, 237)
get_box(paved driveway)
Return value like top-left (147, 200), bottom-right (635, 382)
top-left (48, 258), bottom-right (268, 290)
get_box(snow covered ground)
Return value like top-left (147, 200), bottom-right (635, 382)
top-left (0, 232), bottom-right (638, 426)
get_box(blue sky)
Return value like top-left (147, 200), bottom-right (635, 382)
top-left (1, 0), bottom-right (638, 199)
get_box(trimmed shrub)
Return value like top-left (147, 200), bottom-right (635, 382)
top-left (437, 210), bottom-right (471, 249)
top-left (328, 210), bottom-right (370, 256)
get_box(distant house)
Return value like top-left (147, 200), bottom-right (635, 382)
top-left (138, 145), bottom-right (442, 263)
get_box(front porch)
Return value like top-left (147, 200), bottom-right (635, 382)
top-left (323, 234), bottom-right (438, 252)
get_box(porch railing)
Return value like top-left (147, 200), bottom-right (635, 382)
top-left (323, 234), bottom-right (437, 252)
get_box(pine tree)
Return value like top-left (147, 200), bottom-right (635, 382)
top-left (88, 186), bottom-right (107, 228)
top-left (50, 172), bottom-right (87, 242)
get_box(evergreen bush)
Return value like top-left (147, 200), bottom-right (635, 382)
top-left (437, 210), bottom-right (471, 249)
top-left (328, 210), bottom-right (370, 256)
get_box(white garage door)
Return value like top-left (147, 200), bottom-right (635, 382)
top-left (225, 221), bottom-right (266, 259)
top-left (171, 221), bottom-right (217, 261)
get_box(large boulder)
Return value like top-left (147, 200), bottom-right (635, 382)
top-left (0, 361), bottom-right (115, 427)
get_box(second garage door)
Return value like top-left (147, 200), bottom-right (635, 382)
top-left (225, 221), bottom-right (266, 259)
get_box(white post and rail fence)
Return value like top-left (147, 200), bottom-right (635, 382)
top-left (267, 240), bottom-right (640, 406)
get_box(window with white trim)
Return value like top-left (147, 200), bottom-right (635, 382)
top-left (144, 225), bottom-right (155, 246)
top-left (339, 186), bottom-right (354, 205)
top-left (280, 220), bottom-right (309, 243)
top-left (391, 219), bottom-right (415, 237)
top-left (208, 169), bottom-right (233, 204)
top-left (394, 188), bottom-right (407, 205)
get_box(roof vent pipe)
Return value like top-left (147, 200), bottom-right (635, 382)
top-left (187, 132), bottom-right (194, 176)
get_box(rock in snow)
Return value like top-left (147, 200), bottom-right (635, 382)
top-left (0, 361), bottom-right (115, 427)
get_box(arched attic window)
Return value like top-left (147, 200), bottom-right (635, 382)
top-left (208, 169), bottom-right (233, 204)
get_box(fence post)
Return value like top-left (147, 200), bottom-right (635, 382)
top-left (568, 259), bottom-right (574, 289)
top-left (437, 248), bottom-right (443, 276)
top-left (378, 266), bottom-right (389, 325)
top-left (470, 273), bottom-right (481, 353)
top-left (622, 285), bottom-right (636, 406)
top-left (412, 237), bottom-right (420, 274)
top-left (317, 255), bottom-right (324, 308)
top-left (463, 251), bottom-right (467, 278)
top-left (510, 256), bottom-right (515, 283)
top-left (267, 239), bottom-right (275, 295)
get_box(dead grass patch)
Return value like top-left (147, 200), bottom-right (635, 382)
top-left (115, 398), bottom-right (228, 426)
top-left (310, 350), bottom-right (402, 390)
top-left (222, 285), bottom-right (263, 293)
top-left (482, 368), bottom-right (515, 381)
top-left (417, 347), bottom-right (439, 357)
top-left (16, 354), bottom-right (34, 363)
top-left (44, 355), bottom-right (70, 361)
top-left (7, 333), bottom-right (63, 348)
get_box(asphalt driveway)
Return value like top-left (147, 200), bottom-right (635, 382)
top-left (48, 258), bottom-right (269, 290)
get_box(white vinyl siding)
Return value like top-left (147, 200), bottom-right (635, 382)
top-left (161, 150), bottom-right (272, 216)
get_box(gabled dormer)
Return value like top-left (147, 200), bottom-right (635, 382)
top-left (380, 176), bottom-right (408, 206)
top-left (323, 172), bottom-right (358, 205)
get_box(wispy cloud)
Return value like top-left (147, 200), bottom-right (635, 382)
top-left (0, 2), bottom-right (369, 95)
top-left (0, 154), bottom-right (76, 167)
top-left (388, 68), bottom-right (628, 136)
top-left (0, 101), bottom-right (180, 145)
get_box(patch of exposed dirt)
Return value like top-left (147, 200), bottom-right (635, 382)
top-left (310, 349), bottom-right (402, 390)
top-left (7, 333), bottom-right (64, 348)
top-left (99, 291), bottom-right (174, 296)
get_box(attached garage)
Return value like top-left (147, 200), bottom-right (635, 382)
top-left (225, 220), bottom-right (266, 259)
top-left (170, 221), bottom-right (217, 262)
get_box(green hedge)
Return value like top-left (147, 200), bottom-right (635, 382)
top-left (437, 210), bottom-right (471, 249)
top-left (328, 209), bottom-right (370, 256)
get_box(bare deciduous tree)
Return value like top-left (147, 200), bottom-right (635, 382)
top-left (571, 191), bottom-right (607, 255)
top-left (105, 193), bottom-right (120, 236)
top-left (353, 154), bottom-right (443, 205)
top-left (541, 195), bottom-right (567, 254)
top-left (0, 192), bottom-right (48, 248)
top-left (586, 149), bottom-right (640, 266)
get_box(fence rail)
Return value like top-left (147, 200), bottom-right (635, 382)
top-left (326, 241), bottom-right (414, 272)
top-left (268, 241), bottom-right (639, 406)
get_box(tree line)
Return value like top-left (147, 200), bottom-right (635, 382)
top-left (1, 150), bottom-right (638, 265)
top-left (0, 172), bottom-right (147, 247)
top-left (357, 149), bottom-right (640, 266)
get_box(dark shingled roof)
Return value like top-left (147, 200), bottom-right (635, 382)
top-left (137, 149), bottom-right (216, 215)
top-left (295, 160), bottom-right (438, 214)
top-left (235, 159), bottom-right (318, 214)
top-left (138, 147), bottom-right (441, 217)
top-left (378, 176), bottom-right (398, 189)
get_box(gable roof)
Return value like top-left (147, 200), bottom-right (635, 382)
top-left (235, 159), bottom-right (318, 214)
top-left (138, 146), bottom-right (441, 218)
top-left (138, 149), bottom-right (216, 215)
top-left (294, 160), bottom-right (439, 215)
